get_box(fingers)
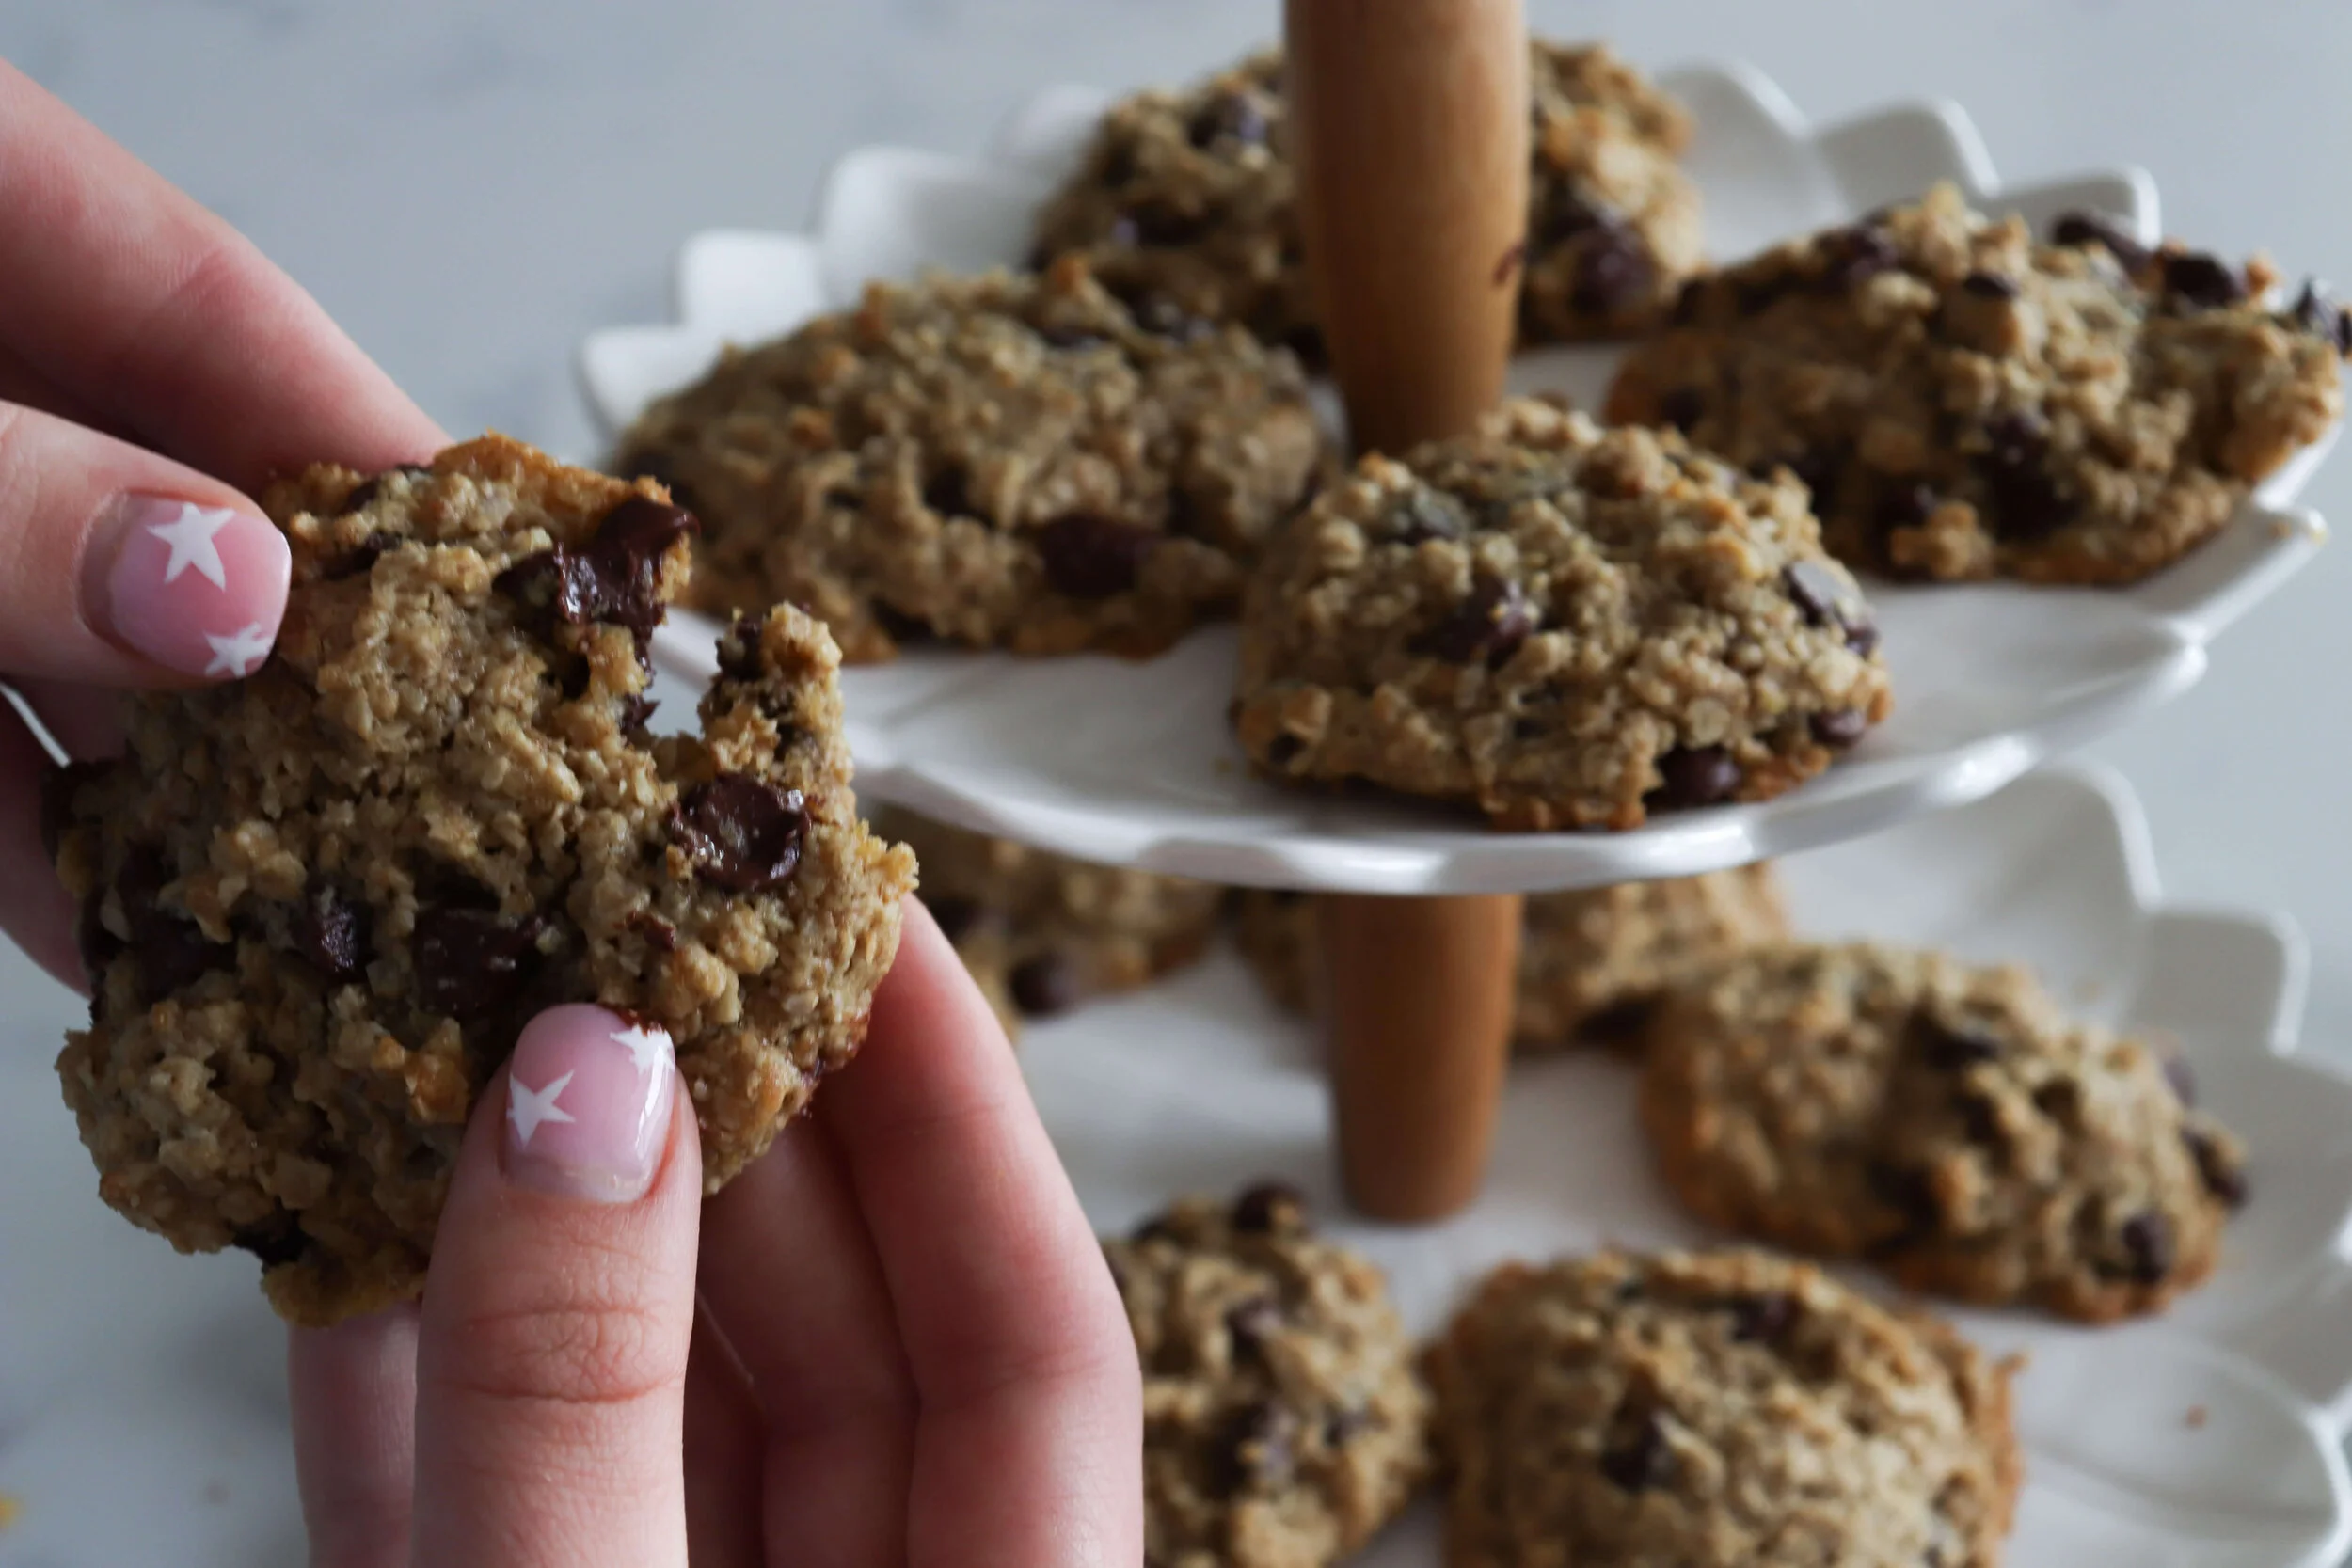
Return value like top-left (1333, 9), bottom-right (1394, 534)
top-left (0, 698), bottom-right (82, 990)
top-left (698, 1116), bottom-right (914, 1567)
top-left (410, 1005), bottom-right (701, 1568)
top-left (821, 901), bottom-right (1144, 1567)
top-left (287, 1305), bottom-right (420, 1568)
top-left (11, 676), bottom-right (123, 760)
top-left (681, 1307), bottom-right (766, 1568)
top-left (0, 61), bottom-right (442, 488)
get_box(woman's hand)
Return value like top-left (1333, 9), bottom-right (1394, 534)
top-left (290, 905), bottom-right (1142, 1568)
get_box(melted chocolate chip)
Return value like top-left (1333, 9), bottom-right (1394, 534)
top-left (926, 896), bottom-right (984, 944)
top-left (493, 495), bottom-right (697, 643)
top-left (230, 1215), bottom-right (309, 1269)
top-left (1187, 91), bottom-right (1268, 150)
top-left (2051, 211), bottom-right (2150, 274)
top-left (1570, 228), bottom-right (1654, 316)
top-left (116, 848), bottom-right (229, 1002)
top-left (340, 464), bottom-right (431, 516)
top-left (2118, 1211), bottom-right (2173, 1284)
top-left (1918, 1018), bottom-right (2003, 1070)
top-left (1389, 488), bottom-right (1469, 545)
top-left (1036, 515), bottom-right (1156, 599)
top-left (1216, 1402), bottom-right (1297, 1494)
top-left (1648, 746), bottom-right (1741, 812)
top-left (1231, 1180), bottom-right (1307, 1235)
top-left (1575, 996), bottom-right (1655, 1049)
top-left (716, 610), bottom-right (771, 681)
top-left (923, 466), bottom-right (975, 519)
top-left (1009, 954), bottom-right (1081, 1017)
top-left (295, 883), bottom-right (369, 982)
top-left (411, 907), bottom-right (544, 1019)
top-left (322, 531), bottom-right (399, 581)
top-left (1809, 708), bottom-right (1869, 748)
top-left (2161, 251), bottom-right (2246, 309)
top-left (1657, 388), bottom-right (1705, 433)
top-left (673, 776), bottom-right (807, 893)
top-left (1976, 413), bottom-right (2070, 542)
top-left (1225, 1295), bottom-right (1283, 1362)
top-left (1867, 1161), bottom-right (1940, 1240)
top-left (1783, 559), bottom-right (1873, 652)
top-left (618, 693), bottom-right (658, 743)
top-left (1726, 1292), bottom-right (1798, 1345)
top-left (2291, 280), bottom-right (2352, 355)
top-left (1961, 270), bottom-right (2020, 300)
top-left (1817, 225), bottom-right (1899, 292)
top-left (2185, 1129), bottom-right (2249, 1209)
top-left (1597, 1408), bottom-right (1676, 1493)
top-left (626, 911), bottom-right (678, 953)
top-left (1412, 578), bottom-right (1538, 665)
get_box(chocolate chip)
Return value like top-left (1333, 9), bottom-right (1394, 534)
top-left (1961, 270), bottom-right (2020, 299)
top-left (116, 849), bottom-right (229, 1002)
top-left (230, 1216), bottom-right (308, 1269)
top-left (1958, 1091), bottom-right (2005, 1148)
top-left (2118, 1211), bottom-right (2173, 1284)
top-left (339, 463), bottom-right (430, 516)
top-left (618, 693), bottom-right (658, 743)
top-left (923, 466), bottom-right (974, 519)
top-left (1225, 1295), bottom-right (1283, 1361)
top-left (1264, 733), bottom-right (1304, 769)
top-left (295, 883), bottom-right (368, 982)
top-left (1670, 277), bottom-right (1707, 325)
top-left (1788, 447), bottom-right (1845, 503)
top-left (1388, 488), bottom-right (1469, 545)
top-left (926, 896), bottom-right (983, 944)
top-left (411, 906), bottom-right (544, 1019)
top-left (1231, 1180), bottom-right (1307, 1234)
top-left (2161, 251), bottom-right (2246, 309)
top-left (626, 911), bottom-right (677, 953)
top-left (1784, 560), bottom-right (1864, 633)
top-left (1656, 388), bottom-right (1704, 434)
top-left (2161, 1054), bottom-right (2198, 1107)
top-left (1009, 954), bottom-right (1081, 1017)
top-left (2051, 211), bottom-right (2150, 274)
top-left (2185, 1129), bottom-right (2249, 1210)
top-left (1538, 193), bottom-right (1608, 245)
top-left (1576, 996), bottom-right (1655, 1049)
top-left (493, 495), bottom-right (697, 643)
top-left (2032, 1078), bottom-right (2084, 1127)
top-left (1096, 141), bottom-right (1136, 188)
top-left (1817, 225), bottom-right (1899, 291)
top-left (1187, 90), bottom-right (1268, 150)
top-left (2290, 280), bottom-right (2352, 355)
top-left (1648, 746), bottom-right (1741, 811)
top-left (623, 454), bottom-right (702, 521)
top-left (1874, 481), bottom-right (1938, 537)
top-left (1571, 228), bottom-right (1654, 316)
top-left (1809, 709), bottom-right (1869, 748)
top-left (1597, 1408), bottom-right (1676, 1493)
top-left (715, 610), bottom-right (771, 681)
top-left (1216, 1402), bottom-right (1297, 1493)
top-left (1129, 201), bottom-right (1209, 247)
top-left (1977, 413), bottom-right (2071, 542)
top-left (322, 531), bottom-right (398, 580)
top-left (1918, 1018), bottom-right (2003, 1070)
top-left (1867, 1161), bottom-right (1940, 1239)
top-left (1036, 514), bottom-right (1156, 599)
top-left (1412, 578), bottom-right (1538, 665)
top-left (1726, 1292), bottom-right (1798, 1345)
top-left (673, 776), bottom-right (807, 893)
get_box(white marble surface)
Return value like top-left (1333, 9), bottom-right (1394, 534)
top-left (4, 0), bottom-right (2352, 1558)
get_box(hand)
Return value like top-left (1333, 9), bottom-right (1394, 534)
top-left (0, 59), bottom-right (444, 989)
top-left (289, 903), bottom-right (1142, 1567)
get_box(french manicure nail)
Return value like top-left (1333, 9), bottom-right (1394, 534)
top-left (502, 1004), bottom-right (677, 1204)
top-left (99, 494), bottom-right (292, 680)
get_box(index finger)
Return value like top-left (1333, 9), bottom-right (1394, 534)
top-left (818, 899), bottom-right (1143, 1567)
top-left (0, 63), bottom-right (442, 486)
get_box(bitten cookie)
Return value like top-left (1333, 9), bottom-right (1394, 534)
top-left (1607, 182), bottom-right (2351, 583)
top-left (876, 805), bottom-right (1220, 1036)
top-left (613, 261), bottom-right (1327, 661)
top-left (1026, 40), bottom-right (1701, 354)
top-left (1424, 1248), bottom-right (2021, 1568)
top-left (47, 437), bottom-right (915, 1325)
top-left (1232, 864), bottom-right (1788, 1052)
top-left (1639, 942), bottom-right (2250, 1322)
top-left (1232, 399), bottom-right (1892, 831)
top-left (1107, 1183), bottom-right (1428, 1568)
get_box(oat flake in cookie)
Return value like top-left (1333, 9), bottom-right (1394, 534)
top-left (876, 805), bottom-right (1220, 1037)
top-left (1425, 1249), bottom-right (2021, 1568)
top-left (1608, 182), bottom-right (2351, 584)
top-left (1027, 41), bottom-right (1701, 355)
top-left (47, 436), bottom-right (915, 1325)
top-left (612, 261), bottom-right (1326, 662)
top-left (1107, 1183), bottom-right (1427, 1568)
top-left (1232, 399), bottom-right (1891, 831)
top-left (1639, 942), bottom-right (2250, 1322)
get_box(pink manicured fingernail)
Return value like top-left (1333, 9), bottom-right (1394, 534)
top-left (99, 494), bottom-right (292, 680)
top-left (501, 1004), bottom-right (677, 1204)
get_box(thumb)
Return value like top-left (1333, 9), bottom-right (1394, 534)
top-left (410, 1004), bottom-right (702, 1568)
top-left (0, 401), bottom-right (296, 687)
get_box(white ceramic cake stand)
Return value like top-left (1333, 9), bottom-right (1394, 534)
top-left (584, 61), bottom-right (2335, 896)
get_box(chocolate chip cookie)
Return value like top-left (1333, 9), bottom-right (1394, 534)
top-left (1027, 40), bottom-right (1701, 355)
top-left (47, 437), bottom-right (916, 1325)
top-left (1425, 1248), bottom-right (2021, 1568)
top-left (877, 806), bottom-right (1220, 1037)
top-left (1233, 864), bottom-right (1788, 1052)
top-left (1607, 182), bottom-right (2351, 584)
top-left (1232, 399), bottom-right (1892, 831)
top-left (1108, 1183), bottom-right (1428, 1568)
top-left (612, 261), bottom-right (1327, 662)
top-left (1639, 942), bottom-right (2250, 1322)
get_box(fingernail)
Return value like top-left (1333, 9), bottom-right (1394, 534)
top-left (97, 494), bottom-right (292, 680)
top-left (501, 1004), bottom-right (677, 1204)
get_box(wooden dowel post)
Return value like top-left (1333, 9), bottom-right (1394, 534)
top-left (1286, 0), bottom-right (1530, 1221)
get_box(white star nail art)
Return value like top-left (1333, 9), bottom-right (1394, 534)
top-left (611, 1022), bottom-right (672, 1076)
top-left (148, 502), bottom-right (238, 590)
top-left (202, 621), bottom-right (273, 677)
top-left (508, 1070), bottom-right (577, 1147)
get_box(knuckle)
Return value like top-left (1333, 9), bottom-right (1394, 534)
top-left (438, 1291), bottom-right (681, 1418)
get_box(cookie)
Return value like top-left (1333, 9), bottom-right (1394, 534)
top-left (1107, 1183), bottom-right (1428, 1568)
top-left (877, 806), bottom-right (1221, 1036)
top-left (1026, 41), bottom-right (1701, 354)
top-left (1639, 942), bottom-right (2250, 1322)
top-left (1233, 864), bottom-right (1788, 1052)
top-left (613, 261), bottom-right (1327, 662)
top-left (47, 437), bottom-right (916, 1325)
top-left (1424, 1248), bottom-right (2020, 1568)
top-left (1607, 182), bottom-right (2351, 584)
top-left (1232, 399), bottom-right (1893, 831)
